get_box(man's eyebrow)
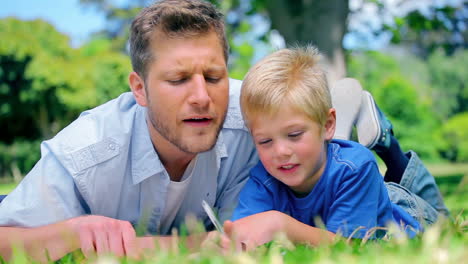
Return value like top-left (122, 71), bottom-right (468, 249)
top-left (161, 68), bottom-right (190, 76)
top-left (204, 65), bottom-right (227, 74)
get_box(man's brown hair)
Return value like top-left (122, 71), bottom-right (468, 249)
top-left (129, 0), bottom-right (229, 80)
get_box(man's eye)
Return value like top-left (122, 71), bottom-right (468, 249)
top-left (168, 78), bottom-right (187, 85)
top-left (205, 76), bottom-right (220, 83)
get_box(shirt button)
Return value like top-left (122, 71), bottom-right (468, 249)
top-left (108, 143), bottom-right (115, 150)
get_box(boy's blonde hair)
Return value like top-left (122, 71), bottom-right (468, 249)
top-left (240, 45), bottom-right (331, 127)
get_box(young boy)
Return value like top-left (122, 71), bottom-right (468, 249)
top-left (222, 46), bottom-right (447, 250)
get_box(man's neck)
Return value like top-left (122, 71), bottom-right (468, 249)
top-left (146, 121), bottom-right (195, 182)
top-left (163, 156), bottom-right (194, 182)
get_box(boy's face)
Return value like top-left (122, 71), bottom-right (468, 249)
top-left (249, 104), bottom-right (336, 194)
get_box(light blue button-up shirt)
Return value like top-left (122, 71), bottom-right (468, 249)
top-left (0, 79), bottom-right (258, 235)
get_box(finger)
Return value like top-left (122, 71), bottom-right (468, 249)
top-left (94, 228), bottom-right (110, 254)
top-left (121, 222), bottom-right (139, 259)
top-left (240, 240), bottom-right (257, 252)
top-left (79, 229), bottom-right (96, 258)
top-left (201, 231), bottom-right (218, 248)
top-left (220, 234), bottom-right (232, 254)
top-left (241, 241), bottom-right (247, 252)
top-left (223, 220), bottom-right (234, 237)
top-left (108, 230), bottom-right (125, 258)
top-left (244, 240), bottom-right (257, 251)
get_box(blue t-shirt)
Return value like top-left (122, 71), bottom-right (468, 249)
top-left (232, 139), bottom-right (420, 238)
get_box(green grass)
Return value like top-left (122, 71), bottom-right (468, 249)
top-left (4, 219), bottom-right (465, 264)
top-left (0, 182), bottom-right (16, 195)
top-left (0, 163), bottom-right (467, 263)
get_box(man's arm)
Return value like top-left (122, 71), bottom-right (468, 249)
top-left (0, 215), bottom-right (139, 262)
top-left (223, 211), bottom-right (335, 251)
top-left (0, 223), bottom-right (78, 262)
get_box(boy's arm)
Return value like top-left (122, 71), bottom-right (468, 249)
top-left (223, 210), bottom-right (335, 251)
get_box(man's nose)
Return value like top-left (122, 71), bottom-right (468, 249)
top-left (188, 75), bottom-right (210, 107)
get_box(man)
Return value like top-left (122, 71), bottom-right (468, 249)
top-left (0, 0), bottom-right (257, 261)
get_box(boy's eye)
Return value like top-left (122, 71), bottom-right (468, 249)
top-left (288, 131), bottom-right (303, 137)
top-left (258, 139), bottom-right (272, 145)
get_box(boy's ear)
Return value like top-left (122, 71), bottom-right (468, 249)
top-left (324, 108), bottom-right (336, 141)
top-left (129, 71), bottom-right (148, 107)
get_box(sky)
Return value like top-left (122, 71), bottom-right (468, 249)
top-left (0, 0), bottom-right (106, 47)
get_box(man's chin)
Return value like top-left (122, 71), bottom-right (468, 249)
top-left (179, 134), bottom-right (218, 154)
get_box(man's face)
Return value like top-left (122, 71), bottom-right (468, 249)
top-left (139, 31), bottom-right (229, 155)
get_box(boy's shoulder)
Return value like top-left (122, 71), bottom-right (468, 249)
top-left (328, 139), bottom-right (377, 173)
top-left (249, 161), bottom-right (281, 189)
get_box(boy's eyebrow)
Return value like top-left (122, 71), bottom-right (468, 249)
top-left (252, 123), bottom-right (307, 136)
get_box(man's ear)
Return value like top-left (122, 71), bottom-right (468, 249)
top-left (324, 108), bottom-right (336, 141)
top-left (129, 71), bottom-right (148, 107)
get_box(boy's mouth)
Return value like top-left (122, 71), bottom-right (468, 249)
top-left (278, 164), bottom-right (299, 171)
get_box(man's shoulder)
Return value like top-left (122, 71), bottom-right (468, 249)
top-left (223, 78), bottom-right (248, 132)
top-left (44, 92), bottom-right (139, 173)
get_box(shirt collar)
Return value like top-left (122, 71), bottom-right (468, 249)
top-left (130, 106), bottom-right (228, 185)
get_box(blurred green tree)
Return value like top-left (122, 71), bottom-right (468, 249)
top-left (78, 0), bottom-right (467, 81)
top-left (427, 49), bottom-right (468, 121)
top-left (348, 51), bottom-right (440, 159)
top-left (0, 18), bottom-right (74, 141)
top-left (383, 3), bottom-right (467, 58)
top-left (436, 112), bottom-right (468, 162)
top-left (0, 18), bottom-right (131, 178)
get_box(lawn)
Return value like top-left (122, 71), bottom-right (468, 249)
top-left (0, 182), bottom-right (16, 195)
top-left (0, 163), bottom-right (467, 263)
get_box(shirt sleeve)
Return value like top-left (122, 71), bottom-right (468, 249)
top-left (231, 172), bottom-right (275, 221)
top-left (215, 132), bottom-right (259, 223)
top-left (0, 141), bottom-right (86, 227)
top-left (325, 161), bottom-right (383, 238)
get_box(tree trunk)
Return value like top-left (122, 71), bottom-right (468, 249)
top-left (265, 0), bottom-right (349, 84)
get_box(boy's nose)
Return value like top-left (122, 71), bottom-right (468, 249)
top-left (274, 142), bottom-right (293, 158)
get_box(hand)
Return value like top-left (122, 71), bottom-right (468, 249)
top-left (223, 211), bottom-right (287, 251)
top-left (66, 215), bottom-right (138, 258)
top-left (200, 231), bottom-right (231, 254)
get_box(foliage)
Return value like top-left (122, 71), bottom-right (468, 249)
top-left (347, 51), bottom-right (440, 159)
top-left (427, 49), bottom-right (468, 120)
top-left (0, 18), bottom-right (131, 178)
top-left (0, 140), bottom-right (41, 182)
top-left (436, 112), bottom-right (468, 162)
top-left (383, 3), bottom-right (467, 58)
top-left (0, 18), bottom-right (74, 141)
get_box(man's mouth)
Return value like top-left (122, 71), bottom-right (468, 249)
top-left (183, 117), bottom-right (213, 126)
